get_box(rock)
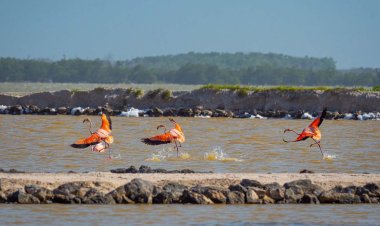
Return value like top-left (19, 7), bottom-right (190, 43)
top-left (139, 165), bottom-right (152, 173)
top-left (264, 182), bottom-right (282, 191)
top-left (299, 169), bottom-right (315, 174)
top-left (57, 106), bottom-right (68, 114)
top-left (153, 191), bottom-right (176, 204)
top-left (284, 186), bottom-right (304, 203)
top-left (152, 107), bottom-right (163, 117)
top-left (8, 190), bottom-right (40, 204)
top-left (10, 105), bottom-right (23, 114)
top-left (240, 179), bottom-right (264, 189)
top-left (177, 108), bottom-right (193, 117)
top-left (150, 168), bottom-right (168, 173)
top-left (180, 190), bottom-right (213, 204)
top-left (0, 192), bottom-right (7, 203)
top-left (300, 194), bottom-right (320, 204)
top-left (107, 186), bottom-right (134, 204)
top-left (246, 188), bottom-right (261, 204)
top-left (40, 107), bottom-right (57, 115)
top-left (28, 105), bottom-right (40, 114)
top-left (267, 188), bottom-right (285, 201)
top-left (193, 108), bottom-right (202, 116)
top-left (251, 187), bottom-right (266, 199)
top-left (52, 182), bottom-right (88, 204)
top-left (262, 195), bottom-right (275, 204)
top-left (123, 178), bottom-right (155, 203)
top-left (364, 183), bottom-right (380, 196)
top-left (110, 166), bottom-right (138, 173)
top-left (197, 186), bottom-right (228, 204)
top-left (284, 179), bottom-right (324, 196)
top-left (229, 184), bottom-right (248, 193)
top-left (213, 109), bottom-right (227, 117)
top-left (156, 182), bottom-right (188, 203)
top-left (83, 108), bottom-right (96, 115)
top-left (82, 188), bottom-right (115, 204)
top-left (360, 194), bottom-right (371, 203)
top-left (226, 191), bottom-right (245, 204)
top-left (25, 184), bottom-right (53, 203)
top-left (201, 110), bottom-right (213, 117)
top-left (319, 188), bottom-right (361, 204)
top-left (163, 108), bottom-right (177, 116)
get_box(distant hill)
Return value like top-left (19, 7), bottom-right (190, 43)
top-left (125, 52), bottom-right (336, 71)
top-left (0, 52), bottom-right (379, 86)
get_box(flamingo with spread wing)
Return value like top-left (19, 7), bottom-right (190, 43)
top-left (141, 118), bottom-right (185, 157)
top-left (71, 112), bottom-right (114, 158)
top-left (283, 108), bottom-right (327, 157)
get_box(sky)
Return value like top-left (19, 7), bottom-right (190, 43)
top-left (0, 0), bottom-right (379, 69)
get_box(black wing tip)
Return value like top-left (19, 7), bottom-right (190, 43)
top-left (141, 138), bottom-right (170, 145)
top-left (321, 108), bottom-right (327, 119)
top-left (70, 143), bottom-right (90, 149)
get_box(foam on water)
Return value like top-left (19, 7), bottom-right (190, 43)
top-left (204, 146), bottom-right (242, 162)
top-left (323, 153), bottom-right (337, 160)
top-left (145, 147), bottom-right (191, 162)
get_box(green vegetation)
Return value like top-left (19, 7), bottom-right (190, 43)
top-left (161, 89), bottom-right (172, 100)
top-left (200, 84), bottom-right (374, 93)
top-left (126, 87), bottom-right (144, 97)
top-left (0, 52), bottom-right (379, 86)
top-left (373, 86), bottom-right (380, 91)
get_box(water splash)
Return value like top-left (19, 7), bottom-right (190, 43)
top-left (145, 147), bottom-right (191, 162)
top-left (204, 146), bottom-right (242, 162)
top-left (323, 153), bottom-right (337, 160)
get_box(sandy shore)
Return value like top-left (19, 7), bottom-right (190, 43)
top-left (1, 172), bottom-right (379, 193)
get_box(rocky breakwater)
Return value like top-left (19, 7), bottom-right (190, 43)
top-left (1, 88), bottom-right (380, 119)
top-left (1, 166), bottom-right (380, 204)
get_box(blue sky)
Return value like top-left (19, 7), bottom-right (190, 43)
top-left (0, 0), bottom-right (379, 68)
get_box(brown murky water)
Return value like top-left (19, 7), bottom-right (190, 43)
top-left (0, 204), bottom-right (379, 225)
top-left (0, 115), bottom-right (379, 173)
top-left (1, 115), bottom-right (380, 225)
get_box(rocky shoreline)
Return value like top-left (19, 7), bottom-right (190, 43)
top-left (1, 88), bottom-right (380, 120)
top-left (1, 166), bottom-right (380, 205)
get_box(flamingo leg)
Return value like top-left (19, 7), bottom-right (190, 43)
top-left (105, 142), bottom-right (112, 159)
top-left (174, 140), bottom-right (179, 157)
top-left (310, 138), bottom-right (324, 157)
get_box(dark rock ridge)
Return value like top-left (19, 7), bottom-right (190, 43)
top-left (110, 165), bottom-right (212, 174)
top-left (0, 178), bottom-right (379, 204)
top-left (1, 88), bottom-right (380, 119)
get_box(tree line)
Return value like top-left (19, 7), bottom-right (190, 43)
top-left (0, 52), bottom-right (379, 86)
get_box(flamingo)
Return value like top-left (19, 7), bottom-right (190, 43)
top-left (283, 108), bottom-right (327, 157)
top-left (141, 118), bottom-right (185, 157)
top-left (71, 112), bottom-right (114, 158)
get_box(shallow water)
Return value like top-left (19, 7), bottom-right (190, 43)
top-left (0, 204), bottom-right (379, 225)
top-left (1, 115), bottom-right (380, 225)
top-left (0, 115), bottom-right (379, 173)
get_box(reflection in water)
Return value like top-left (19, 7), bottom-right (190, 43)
top-left (0, 115), bottom-right (379, 173)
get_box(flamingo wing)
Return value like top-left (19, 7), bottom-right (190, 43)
top-left (141, 132), bottom-right (172, 145)
top-left (71, 133), bottom-right (102, 148)
top-left (100, 113), bottom-right (112, 132)
top-left (308, 108), bottom-right (327, 128)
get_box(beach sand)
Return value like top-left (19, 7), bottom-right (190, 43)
top-left (1, 172), bottom-right (379, 193)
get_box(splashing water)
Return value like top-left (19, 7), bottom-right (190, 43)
top-left (323, 153), bottom-right (337, 160)
top-left (204, 147), bottom-right (242, 162)
top-left (145, 147), bottom-right (191, 162)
